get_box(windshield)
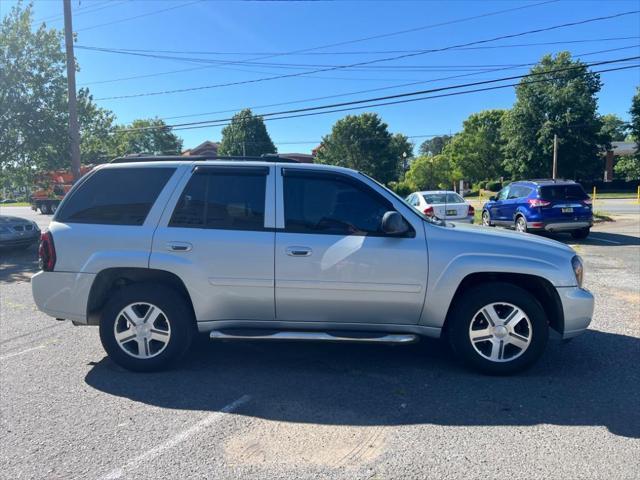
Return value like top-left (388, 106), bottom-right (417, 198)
top-left (423, 192), bottom-right (465, 204)
top-left (358, 173), bottom-right (446, 226)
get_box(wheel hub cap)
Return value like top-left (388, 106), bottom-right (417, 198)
top-left (468, 302), bottom-right (533, 363)
top-left (114, 302), bottom-right (171, 359)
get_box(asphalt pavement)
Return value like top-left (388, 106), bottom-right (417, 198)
top-left (1, 206), bottom-right (639, 479)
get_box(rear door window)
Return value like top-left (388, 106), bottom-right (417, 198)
top-left (539, 185), bottom-right (587, 201)
top-left (170, 168), bottom-right (267, 230)
top-left (56, 167), bottom-right (175, 225)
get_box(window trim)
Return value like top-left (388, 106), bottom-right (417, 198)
top-left (168, 167), bottom-right (269, 232)
top-left (280, 168), bottom-right (415, 238)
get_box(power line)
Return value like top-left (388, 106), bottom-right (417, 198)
top-left (78, 35), bottom-right (640, 57)
top-left (150, 44), bottom-right (640, 121)
top-left (94, 10), bottom-right (640, 100)
top-left (78, 37), bottom-right (640, 87)
top-left (158, 64), bottom-right (639, 133)
top-left (76, 0), bottom-right (203, 32)
top-left (116, 58), bottom-right (639, 132)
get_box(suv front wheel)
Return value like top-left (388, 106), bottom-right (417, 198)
top-left (447, 283), bottom-right (548, 375)
top-left (99, 284), bottom-right (195, 372)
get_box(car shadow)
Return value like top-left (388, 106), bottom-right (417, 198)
top-left (85, 329), bottom-right (640, 438)
top-left (0, 243), bottom-right (39, 283)
top-left (542, 231), bottom-right (640, 246)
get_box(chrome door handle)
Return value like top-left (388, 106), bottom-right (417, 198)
top-left (167, 241), bottom-right (192, 252)
top-left (286, 246), bottom-right (312, 257)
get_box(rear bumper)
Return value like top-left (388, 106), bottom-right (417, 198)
top-left (556, 286), bottom-right (594, 338)
top-left (31, 271), bottom-right (95, 323)
top-left (449, 216), bottom-right (474, 224)
top-left (526, 220), bottom-right (593, 232)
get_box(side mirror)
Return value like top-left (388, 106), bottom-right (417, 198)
top-left (381, 211), bottom-right (409, 236)
top-left (489, 195), bottom-right (497, 201)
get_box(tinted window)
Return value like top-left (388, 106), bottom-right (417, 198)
top-left (539, 184), bottom-right (588, 201)
top-left (423, 193), bottom-right (464, 204)
top-left (170, 171), bottom-right (266, 230)
top-left (497, 187), bottom-right (510, 201)
top-left (56, 167), bottom-right (175, 225)
top-left (508, 186), bottom-right (530, 199)
top-left (284, 174), bottom-right (392, 235)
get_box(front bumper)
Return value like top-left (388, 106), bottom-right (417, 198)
top-left (556, 286), bottom-right (594, 338)
top-left (0, 234), bottom-right (39, 248)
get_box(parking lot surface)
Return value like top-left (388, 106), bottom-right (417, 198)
top-left (1, 206), bottom-right (639, 479)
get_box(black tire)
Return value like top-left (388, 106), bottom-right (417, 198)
top-left (515, 215), bottom-right (527, 233)
top-left (39, 203), bottom-right (50, 215)
top-left (447, 282), bottom-right (549, 375)
top-left (99, 283), bottom-right (195, 372)
top-left (50, 202), bottom-right (58, 214)
top-left (481, 210), bottom-right (493, 227)
top-left (571, 228), bottom-right (590, 239)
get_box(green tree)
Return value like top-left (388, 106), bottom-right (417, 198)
top-left (418, 135), bottom-right (451, 156)
top-left (0, 2), bottom-right (68, 178)
top-left (112, 119), bottom-right (183, 157)
top-left (389, 133), bottom-right (414, 177)
top-left (502, 52), bottom-right (605, 179)
top-left (614, 87), bottom-right (640, 180)
top-left (218, 109), bottom-right (276, 156)
top-left (404, 154), bottom-right (455, 190)
top-left (316, 113), bottom-right (404, 183)
top-left (446, 109), bottom-right (507, 182)
top-left (599, 113), bottom-right (628, 143)
top-left (78, 88), bottom-right (118, 164)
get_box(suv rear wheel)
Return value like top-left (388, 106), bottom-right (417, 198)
top-left (515, 215), bottom-right (527, 233)
top-left (447, 282), bottom-right (548, 375)
top-left (571, 227), bottom-right (590, 239)
top-left (99, 283), bottom-right (194, 372)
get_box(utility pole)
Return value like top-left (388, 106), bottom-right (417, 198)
top-left (552, 134), bottom-right (558, 179)
top-left (63, 0), bottom-right (81, 181)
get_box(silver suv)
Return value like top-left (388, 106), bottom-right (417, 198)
top-left (31, 156), bottom-right (594, 374)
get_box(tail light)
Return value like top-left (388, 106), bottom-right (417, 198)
top-left (468, 205), bottom-right (475, 216)
top-left (423, 206), bottom-right (434, 217)
top-left (39, 231), bottom-right (56, 272)
top-left (583, 198), bottom-right (592, 206)
top-left (528, 198), bottom-right (551, 208)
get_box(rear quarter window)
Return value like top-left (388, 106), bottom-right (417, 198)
top-left (56, 167), bottom-right (175, 225)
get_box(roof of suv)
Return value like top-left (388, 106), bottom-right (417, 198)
top-left (111, 154), bottom-right (300, 164)
top-left (513, 179), bottom-right (578, 186)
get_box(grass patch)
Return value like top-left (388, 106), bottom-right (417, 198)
top-left (0, 202), bottom-right (30, 207)
top-left (593, 210), bottom-right (614, 223)
top-left (593, 192), bottom-right (638, 199)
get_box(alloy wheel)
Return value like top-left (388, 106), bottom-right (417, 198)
top-left (113, 302), bottom-right (171, 359)
top-left (468, 302), bottom-right (532, 362)
top-left (482, 211), bottom-right (490, 226)
top-left (516, 217), bottom-right (526, 232)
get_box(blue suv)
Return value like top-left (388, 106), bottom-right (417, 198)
top-left (481, 180), bottom-right (593, 239)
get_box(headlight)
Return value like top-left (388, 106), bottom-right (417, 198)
top-left (572, 255), bottom-right (584, 288)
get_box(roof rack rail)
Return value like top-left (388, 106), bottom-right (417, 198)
top-left (525, 178), bottom-right (574, 184)
top-left (110, 154), bottom-right (301, 164)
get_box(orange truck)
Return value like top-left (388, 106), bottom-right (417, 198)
top-left (30, 166), bottom-right (94, 214)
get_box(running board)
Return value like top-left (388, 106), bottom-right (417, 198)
top-left (209, 330), bottom-right (419, 344)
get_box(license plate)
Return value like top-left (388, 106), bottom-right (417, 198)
top-left (562, 207), bottom-right (574, 213)
top-left (446, 209), bottom-right (457, 216)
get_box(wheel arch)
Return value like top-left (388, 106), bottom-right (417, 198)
top-left (86, 267), bottom-right (195, 326)
top-left (441, 272), bottom-right (564, 338)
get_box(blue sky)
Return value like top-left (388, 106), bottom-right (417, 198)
top-left (5, 0), bottom-right (640, 153)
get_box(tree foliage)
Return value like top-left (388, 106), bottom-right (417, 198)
top-left (502, 52), bottom-right (605, 179)
top-left (218, 109), bottom-right (276, 156)
top-left (316, 113), bottom-right (406, 184)
top-left (418, 135), bottom-right (451, 156)
top-left (615, 87), bottom-right (640, 180)
top-left (404, 154), bottom-right (455, 190)
top-left (112, 119), bottom-right (183, 158)
top-left (599, 113), bottom-right (628, 143)
top-left (446, 109), bottom-right (507, 182)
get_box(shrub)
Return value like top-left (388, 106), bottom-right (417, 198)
top-left (485, 180), bottom-right (502, 192)
top-left (388, 181), bottom-right (415, 197)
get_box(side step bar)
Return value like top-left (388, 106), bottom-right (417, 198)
top-left (210, 330), bottom-right (419, 344)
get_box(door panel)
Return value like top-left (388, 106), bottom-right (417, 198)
top-left (150, 165), bottom-right (275, 322)
top-left (274, 169), bottom-right (427, 325)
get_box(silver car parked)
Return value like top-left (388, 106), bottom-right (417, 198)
top-left (0, 215), bottom-right (40, 249)
top-left (406, 190), bottom-right (474, 223)
top-left (31, 156), bottom-right (594, 374)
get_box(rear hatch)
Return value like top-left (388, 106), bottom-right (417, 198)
top-left (431, 202), bottom-right (469, 220)
top-left (537, 184), bottom-right (592, 222)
